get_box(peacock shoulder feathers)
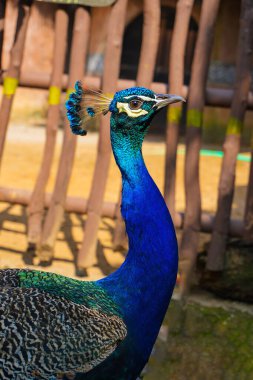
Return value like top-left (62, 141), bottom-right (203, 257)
top-left (0, 269), bottom-right (121, 317)
top-left (0, 269), bottom-right (126, 379)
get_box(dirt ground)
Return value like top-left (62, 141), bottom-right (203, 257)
top-left (0, 89), bottom-right (250, 280)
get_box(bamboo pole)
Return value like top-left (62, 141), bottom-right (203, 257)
top-left (164, 0), bottom-right (194, 222)
top-left (76, 0), bottom-right (128, 276)
top-left (244, 147), bottom-right (253, 242)
top-left (2, 72), bottom-right (253, 109)
top-left (179, 0), bottom-right (220, 297)
top-left (0, 0), bottom-right (32, 167)
top-left (0, 186), bottom-right (244, 237)
top-left (207, 0), bottom-right (253, 271)
top-left (38, 6), bottom-right (90, 266)
top-left (25, 6), bottom-right (69, 264)
top-left (113, 0), bottom-right (161, 250)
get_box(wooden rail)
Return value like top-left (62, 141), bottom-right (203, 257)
top-left (0, 187), bottom-right (244, 237)
top-left (2, 72), bottom-right (253, 109)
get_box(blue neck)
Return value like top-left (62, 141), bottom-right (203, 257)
top-left (98, 124), bottom-right (178, 362)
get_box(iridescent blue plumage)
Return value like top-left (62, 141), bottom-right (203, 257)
top-left (67, 85), bottom-right (183, 379)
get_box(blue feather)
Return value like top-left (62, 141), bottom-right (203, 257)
top-left (66, 81), bottom-right (87, 136)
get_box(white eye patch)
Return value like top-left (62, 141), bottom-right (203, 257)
top-left (123, 95), bottom-right (155, 102)
top-left (116, 102), bottom-right (148, 118)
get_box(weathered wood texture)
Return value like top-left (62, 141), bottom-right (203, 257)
top-left (113, 0), bottom-right (161, 251)
top-left (207, 0), bottom-right (253, 271)
top-left (27, 6), bottom-right (68, 251)
top-left (164, 0), bottom-right (194, 222)
top-left (38, 6), bottom-right (90, 265)
top-left (0, 0), bottom-right (31, 167)
top-left (179, 0), bottom-right (220, 297)
top-left (76, 0), bottom-right (128, 274)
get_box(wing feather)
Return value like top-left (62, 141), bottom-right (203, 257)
top-left (0, 286), bottom-right (126, 379)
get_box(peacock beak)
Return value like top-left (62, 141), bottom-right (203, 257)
top-left (154, 94), bottom-right (185, 110)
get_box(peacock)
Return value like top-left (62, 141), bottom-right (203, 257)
top-left (0, 83), bottom-right (184, 380)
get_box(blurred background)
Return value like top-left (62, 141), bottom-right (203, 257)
top-left (0, 0), bottom-right (252, 379)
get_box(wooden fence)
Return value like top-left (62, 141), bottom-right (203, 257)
top-left (0, 0), bottom-right (252, 296)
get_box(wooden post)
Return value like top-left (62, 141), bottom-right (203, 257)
top-left (0, 0), bottom-right (32, 167)
top-left (39, 6), bottom-right (90, 266)
top-left (179, 0), bottom-right (220, 297)
top-left (0, 0), bottom-right (6, 75)
top-left (76, 0), bottom-right (128, 276)
top-left (164, 0), bottom-right (194, 222)
top-left (135, 0), bottom-right (161, 87)
top-left (113, 0), bottom-right (161, 250)
top-left (207, 0), bottom-right (253, 270)
top-left (25, 6), bottom-right (69, 264)
top-left (244, 148), bottom-right (253, 242)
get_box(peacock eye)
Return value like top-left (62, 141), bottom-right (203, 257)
top-left (129, 99), bottom-right (143, 110)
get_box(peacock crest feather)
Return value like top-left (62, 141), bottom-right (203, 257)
top-left (66, 81), bottom-right (113, 136)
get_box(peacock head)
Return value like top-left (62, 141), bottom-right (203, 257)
top-left (66, 81), bottom-right (184, 139)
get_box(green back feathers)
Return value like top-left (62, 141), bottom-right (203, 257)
top-left (18, 270), bottom-right (121, 318)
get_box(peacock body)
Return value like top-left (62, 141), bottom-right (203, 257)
top-left (0, 84), bottom-right (183, 380)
